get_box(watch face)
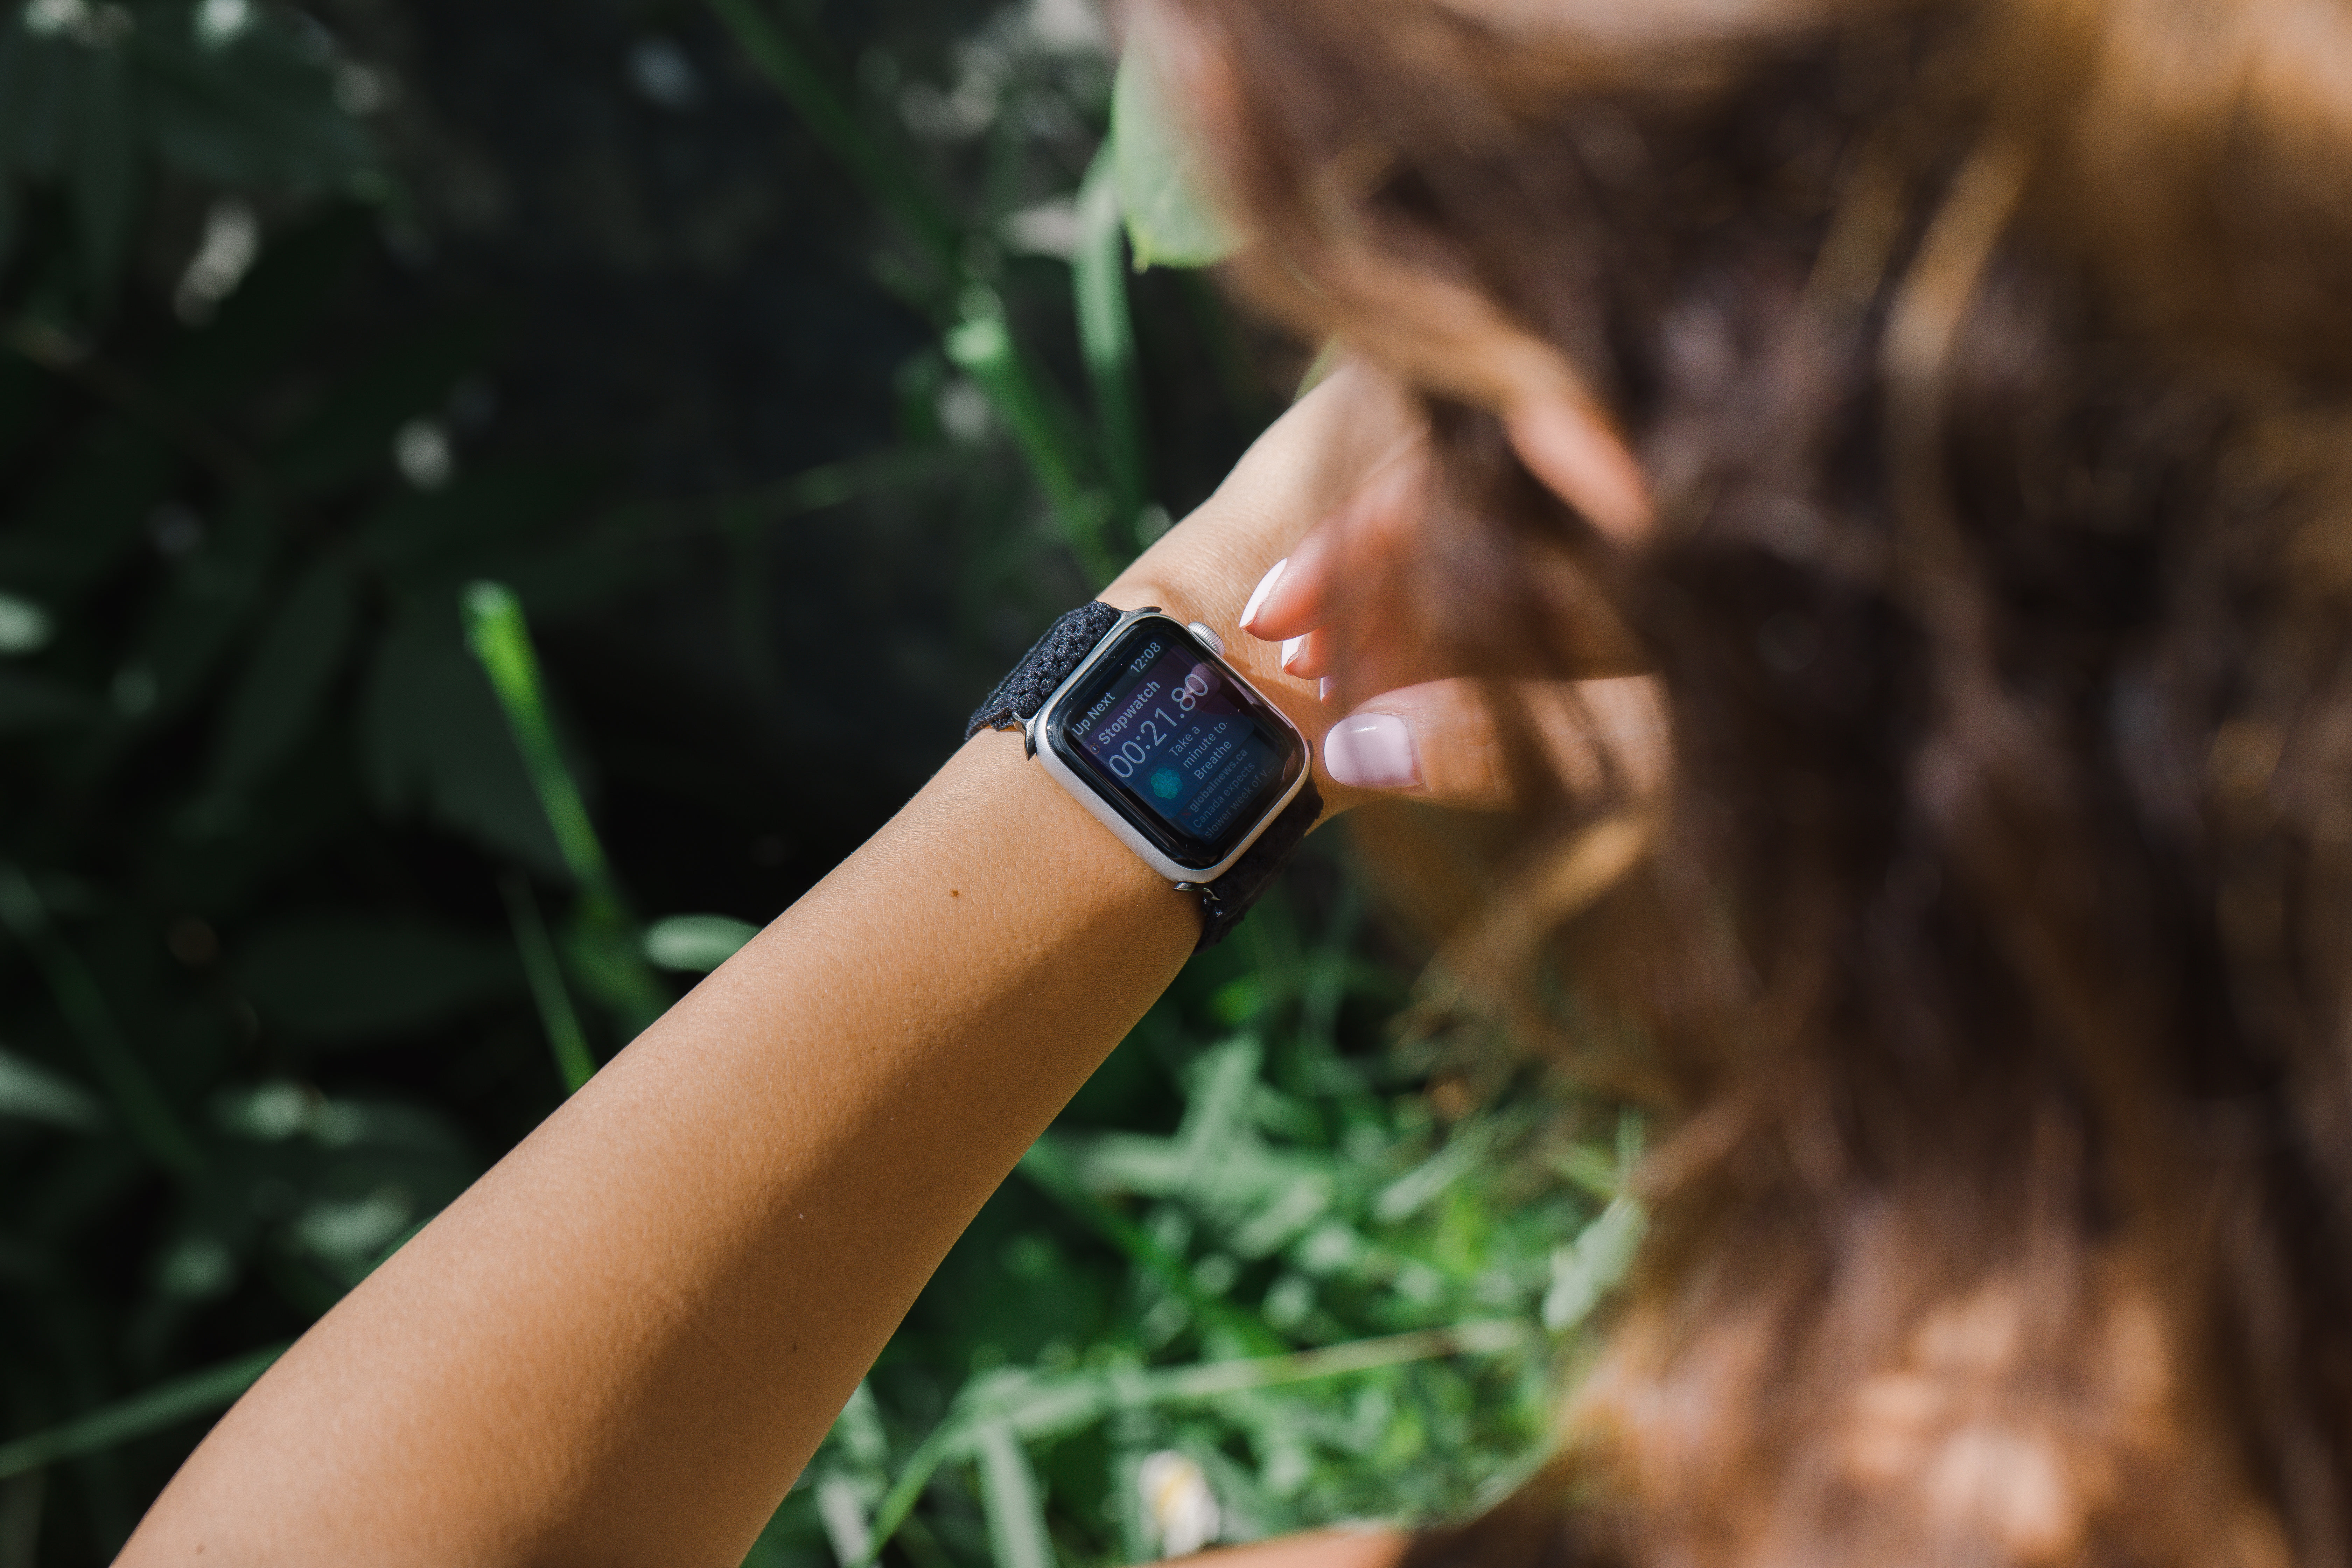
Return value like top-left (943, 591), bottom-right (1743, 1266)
top-left (1045, 616), bottom-right (1307, 873)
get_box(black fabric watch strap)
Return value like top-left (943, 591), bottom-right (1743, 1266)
top-left (965, 601), bottom-right (1125, 743)
top-left (965, 601), bottom-right (1318, 951)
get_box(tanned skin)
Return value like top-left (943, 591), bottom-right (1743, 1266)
top-left (115, 370), bottom-right (1414, 1567)
top-left (117, 365), bottom-right (1656, 1568)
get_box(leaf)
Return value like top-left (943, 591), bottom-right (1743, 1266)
top-left (212, 1082), bottom-right (469, 1155)
top-left (195, 1085), bottom-right (476, 1288)
top-left (288, 1186), bottom-right (412, 1270)
top-left (204, 556), bottom-right (356, 797)
top-left (558, 902), bottom-right (671, 1042)
top-left (360, 602), bottom-right (570, 880)
top-left (1111, 35), bottom-right (1241, 271)
top-left (132, 24), bottom-right (371, 191)
top-left (815, 1470), bottom-right (874, 1568)
top-left (642, 914), bottom-right (758, 973)
top-left (0, 1045), bottom-right (102, 1129)
top-left (1019, 1135), bottom-right (1293, 1357)
top-left (975, 1418), bottom-right (1057, 1568)
top-left (1225, 1174), bottom-right (1333, 1260)
top-left (72, 40), bottom-right (137, 305)
top-left (1540, 1196), bottom-right (1645, 1333)
top-left (232, 913), bottom-right (522, 1043)
top-left (1372, 1119), bottom-right (1498, 1224)
top-left (1175, 1037), bottom-right (1266, 1192)
top-left (832, 1381), bottom-right (890, 1472)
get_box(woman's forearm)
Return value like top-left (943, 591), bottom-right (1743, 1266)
top-left (119, 365), bottom-right (1424, 1568)
top-left (122, 726), bottom-right (1203, 1567)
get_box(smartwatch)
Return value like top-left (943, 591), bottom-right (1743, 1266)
top-left (968, 602), bottom-right (1322, 950)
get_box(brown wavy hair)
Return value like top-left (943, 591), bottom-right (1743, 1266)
top-left (1159, 0), bottom-right (2352, 1563)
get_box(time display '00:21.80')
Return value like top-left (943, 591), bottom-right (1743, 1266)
top-left (1067, 634), bottom-right (1287, 846)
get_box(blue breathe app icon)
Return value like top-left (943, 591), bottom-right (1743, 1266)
top-left (1150, 767), bottom-right (1184, 800)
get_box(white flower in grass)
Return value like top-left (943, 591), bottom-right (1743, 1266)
top-left (1140, 1450), bottom-right (1219, 1560)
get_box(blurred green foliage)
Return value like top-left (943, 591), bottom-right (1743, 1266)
top-left (750, 953), bottom-right (1640, 1568)
top-left (0, 0), bottom-right (376, 313)
top-left (0, 3), bottom-right (1627, 1564)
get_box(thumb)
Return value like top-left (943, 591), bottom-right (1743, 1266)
top-left (1318, 676), bottom-right (1667, 811)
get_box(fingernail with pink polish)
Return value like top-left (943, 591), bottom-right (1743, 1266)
top-left (1280, 635), bottom-right (1308, 673)
top-left (1240, 559), bottom-right (1288, 634)
top-left (1318, 677), bottom-right (1335, 704)
top-left (1323, 713), bottom-right (1419, 790)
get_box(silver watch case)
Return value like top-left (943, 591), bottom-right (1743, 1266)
top-left (1024, 606), bottom-right (1312, 883)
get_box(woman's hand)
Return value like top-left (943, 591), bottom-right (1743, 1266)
top-left (1106, 361), bottom-right (1666, 817)
top-left (1092, 360), bottom-right (1418, 803)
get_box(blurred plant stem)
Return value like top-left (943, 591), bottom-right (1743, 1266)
top-left (1073, 145), bottom-right (1149, 537)
top-left (705, 0), bottom-right (1152, 584)
top-left (702, 0), bottom-right (962, 288)
top-left (463, 582), bottom-right (668, 1055)
top-left (499, 872), bottom-right (596, 1094)
top-left (0, 864), bottom-right (204, 1177)
top-left (946, 296), bottom-right (1120, 582)
top-left (0, 1347), bottom-right (286, 1483)
top-left (462, 584), bottom-right (616, 897)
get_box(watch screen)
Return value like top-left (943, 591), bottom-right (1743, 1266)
top-left (1049, 618), bottom-right (1303, 868)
